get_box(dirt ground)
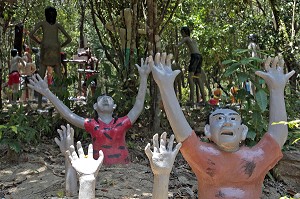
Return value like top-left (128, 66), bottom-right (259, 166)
top-left (0, 135), bottom-right (290, 199)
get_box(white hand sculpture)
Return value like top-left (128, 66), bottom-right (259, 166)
top-left (55, 124), bottom-right (77, 197)
top-left (67, 142), bottom-right (104, 199)
top-left (28, 74), bottom-right (49, 95)
top-left (149, 52), bottom-right (181, 88)
top-left (67, 141), bottom-right (104, 176)
top-left (145, 132), bottom-right (182, 175)
top-left (55, 124), bottom-right (74, 154)
top-left (255, 56), bottom-right (295, 90)
top-left (135, 57), bottom-right (151, 77)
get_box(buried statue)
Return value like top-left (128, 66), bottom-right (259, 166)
top-left (29, 58), bottom-right (150, 166)
top-left (150, 52), bottom-right (295, 199)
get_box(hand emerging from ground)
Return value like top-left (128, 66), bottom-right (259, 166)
top-left (150, 52), bottom-right (180, 88)
top-left (28, 74), bottom-right (49, 95)
top-left (55, 124), bottom-right (74, 154)
top-left (255, 55), bottom-right (295, 90)
top-left (145, 132), bottom-right (182, 175)
top-left (67, 141), bottom-right (104, 176)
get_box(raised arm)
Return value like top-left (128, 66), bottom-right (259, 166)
top-left (145, 132), bottom-right (181, 199)
top-left (255, 56), bottom-right (295, 148)
top-left (54, 124), bottom-right (78, 196)
top-left (150, 53), bottom-right (192, 142)
top-left (127, 57), bottom-right (151, 123)
top-left (28, 74), bottom-right (85, 129)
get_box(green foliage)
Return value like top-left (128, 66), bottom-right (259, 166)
top-left (222, 50), bottom-right (268, 144)
top-left (0, 105), bottom-right (38, 153)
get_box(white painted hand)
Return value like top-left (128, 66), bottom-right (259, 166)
top-left (55, 124), bottom-right (74, 154)
top-left (28, 74), bottom-right (49, 95)
top-left (149, 52), bottom-right (181, 88)
top-left (145, 132), bottom-right (182, 175)
top-left (255, 55), bottom-right (295, 90)
top-left (67, 141), bottom-right (104, 176)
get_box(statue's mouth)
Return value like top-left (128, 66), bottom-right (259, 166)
top-left (221, 130), bottom-right (234, 136)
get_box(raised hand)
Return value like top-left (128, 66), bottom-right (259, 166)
top-left (67, 141), bottom-right (104, 176)
top-left (149, 52), bottom-right (181, 88)
top-left (55, 124), bottom-right (74, 154)
top-left (135, 57), bottom-right (151, 77)
top-left (145, 132), bottom-right (182, 175)
top-left (255, 55), bottom-right (295, 90)
top-left (28, 74), bottom-right (49, 95)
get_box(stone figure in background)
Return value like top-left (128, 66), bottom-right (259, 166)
top-left (20, 44), bottom-right (36, 101)
top-left (248, 34), bottom-right (260, 58)
top-left (176, 26), bottom-right (207, 104)
top-left (29, 58), bottom-right (150, 165)
top-left (78, 48), bottom-right (99, 97)
top-left (29, 6), bottom-right (71, 108)
top-left (150, 52), bottom-right (294, 199)
top-left (145, 132), bottom-right (182, 199)
top-left (67, 142), bottom-right (104, 199)
top-left (8, 49), bottom-right (25, 103)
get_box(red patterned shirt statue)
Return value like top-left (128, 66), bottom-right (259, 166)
top-left (29, 58), bottom-right (150, 165)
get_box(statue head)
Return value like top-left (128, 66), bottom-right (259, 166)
top-left (11, 49), bottom-right (18, 57)
top-left (93, 95), bottom-right (117, 115)
top-left (180, 26), bottom-right (190, 37)
top-left (248, 34), bottom-right (258, 43)
top-left (45, 6), bottom-right (57, 25)
top-left (204, 109), bottom-right (248, 152)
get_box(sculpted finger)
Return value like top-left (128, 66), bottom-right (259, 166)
top-left (57, 129), bottom-right (63, 140)
top-left (173, 70), bottom-right (181, 79)
top-left (77, 141), bottom-right (85, 159)
top-left (264, 57), bottom-right (271, 71)
top-left (161, 52), bottom-right (167, 66)
top-left (271, 56), bottom-right (279, 68)
top-left (167, 134), bottom-right (175, 151)
top-left (166, 54), bottom-right (173, 67)
top-left (97, 150), bottom-right (104, 164)
top-left (70, 126), bottom-right (74, 139)
top-left (278, 58), bottom-right (285, 67)
top-left (173, 143), bottom-right (182, 155)
top-left (160, 132), bottom-right (167, 151)
top-left (286, 70), bottom-right (295, 80)
top-left (61, 125), bottom-right (67, 137)
top-left (153, 133), bottom-right (159, 153)
top-left (255, 71), bottom-right (267, 79)
top-left (148, 56), bottom-right (154, 69)
top-left (144, 143), bottom-right (153, 160)
top-left (88, 144), bottom-right (93, 159)
top-left (54, 137), bottom-right (61, 146)
top-left (69, 145), bottom-right (78, 160)
top-left (154, 53), bottom-right (161, 66)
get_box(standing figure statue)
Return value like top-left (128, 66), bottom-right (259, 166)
top-left (20, 44), bottom-right (36, 102)
top-left (176, 26), bottom-right (208, 104)
top-left (8, 49), bottom-right (25, 103)
top-left (248, 34), bottom-right (260, 58)
top-left (150, 52), bottom-right (294, 199)
top-left (29, 58), bottom-right (151, 166)
top-left (29, 6), bottom-right (71, 108)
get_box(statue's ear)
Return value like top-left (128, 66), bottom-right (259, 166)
top-left (93, 103), bottom-right (97, 110)
top-left (204, 124), bottom-right (211, 138)
top-left (113, 104), bottom-right (117, 110)
top-left (241, 124), bottom-right (248, 140)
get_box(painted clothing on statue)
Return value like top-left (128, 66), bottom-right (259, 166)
top-left (180, 131), bottom-right (282, 199)
top-left (84, 116), bottom-right (132, 165)
top-left (8, 71), bottom-right (20, 86)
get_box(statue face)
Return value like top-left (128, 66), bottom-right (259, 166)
top-left (95, 95), bottom-right (115, 113)
top-left (205, 109), bottom-right (248, 152)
